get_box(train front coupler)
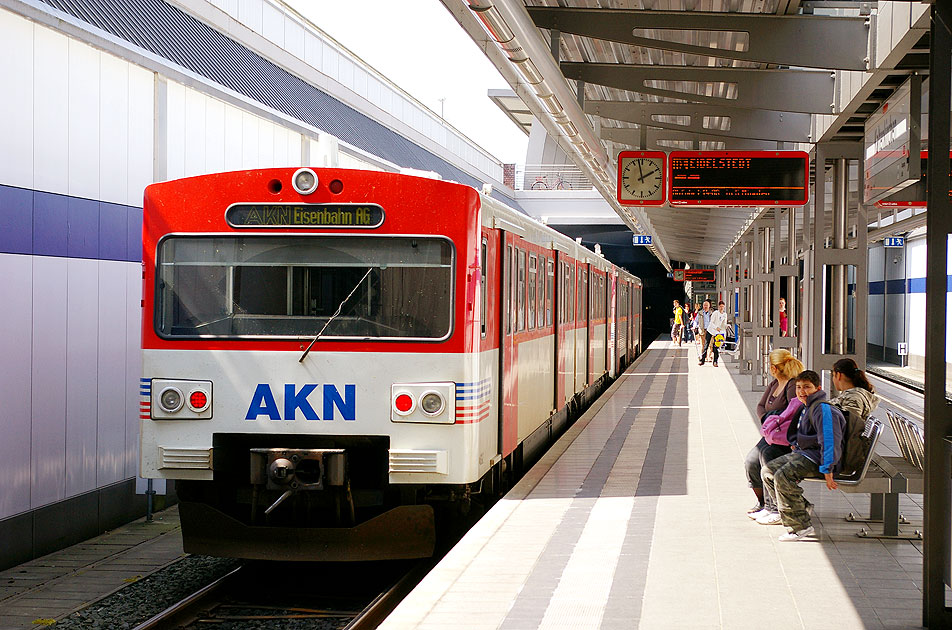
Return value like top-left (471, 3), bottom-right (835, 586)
top-left (249, 448), bottom-right (354, 524)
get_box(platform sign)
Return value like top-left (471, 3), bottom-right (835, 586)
top-left (632, 234), bottom-right (653, 245)
top-left (684, 269), bottom-right (716, 283)
top-left (864, 76), bottom-right (920, 204)
top-left (617, 150), bottom-right (666, 206)
top-left (668, 151), bottom-right (809, 206)
top-left (884, 237), bottom-right (905, 248)
top-left (874, 151), bottom-right (952, 207)
top-left (898, 342), bottom-right (908, 356)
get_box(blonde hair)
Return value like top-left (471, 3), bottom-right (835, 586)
top-left (769, 349), bottom-right (804, 380)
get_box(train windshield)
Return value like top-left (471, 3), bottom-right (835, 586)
top-left (155, 236), bottom-right (454, 340)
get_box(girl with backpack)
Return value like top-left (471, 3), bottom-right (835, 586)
top-left (743, 350), bottom-right (804, 518)
top-left (830, 358), bottom-right (879, 420)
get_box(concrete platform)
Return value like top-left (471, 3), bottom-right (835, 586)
top-left (381, 340), bottom-right (927, 630)
top-left (0, 506), bottom-right (182, 630)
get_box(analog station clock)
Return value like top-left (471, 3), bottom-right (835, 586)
top-left (616, 151), bottom-right (666, 206)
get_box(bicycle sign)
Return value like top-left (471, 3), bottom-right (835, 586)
top-left (632, 235), bottom-right (653, 245)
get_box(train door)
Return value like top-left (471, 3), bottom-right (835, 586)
top-left (500, 234), bottom-right (517, 457)
top-left (609, 272), bottom-right (617, 377)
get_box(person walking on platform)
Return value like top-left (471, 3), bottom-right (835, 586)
top-left (745, 350), bottom-right (805, 521)
top-left (762, 370), bottom-right (846, 542)
top-left (671, 300), bottom-right (684, 346)
top-left (779, 297), bottom-right (788, 337)
top-left (695, 300), bottom-right (712, 360)
top-left (700, 301), bottom-right (727, 367)
top-left (683, 304), bottom-right (695, 343)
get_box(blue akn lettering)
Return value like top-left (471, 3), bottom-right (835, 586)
top-left (245, 383), bottom-right (356, 421)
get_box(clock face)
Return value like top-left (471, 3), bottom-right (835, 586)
top-left (620, 157), bottom-right (664, 201)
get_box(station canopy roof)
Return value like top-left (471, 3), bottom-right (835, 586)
top-left (444, 0), bottom-right (928, 268)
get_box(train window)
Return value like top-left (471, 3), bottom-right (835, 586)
top-left (546, 259), bottom-right (553, 326)
top-left (505, 245), bottom-right (512, 335)
top-left (537, 257), bottom-right (546, 328)
top-left (528, 255), bottom-right (536, 330)
top-left (517, 250), bottom-right (526, 331)
top-left (155, 236), bottom-right (453, 340)
top-left (578, 269), bottom-right (587, 322)
top-left (481, 239), bottom-right (487, 339)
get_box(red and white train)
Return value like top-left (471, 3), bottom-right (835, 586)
top-left (139, 167), bottom-right (642, 560)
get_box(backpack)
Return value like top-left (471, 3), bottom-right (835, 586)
top-left (808, 400), bottom-right (870, 476)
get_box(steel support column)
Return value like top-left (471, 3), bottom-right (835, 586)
top-left (923, 2), bottom-right (952, 626)
top-left (787, 206), bottom-right (798, 344)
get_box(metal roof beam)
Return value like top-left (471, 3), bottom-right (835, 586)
top-left (561, 62), bottom-right (834, 114)
top-left (528, 7), bottom-right (869, 70)
top-left (602, 126), bottom-right (781, 151)
top-left (585, 101), bottom-right (810, 143)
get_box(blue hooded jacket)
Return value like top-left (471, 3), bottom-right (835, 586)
top-left (792, 389), bottom-right (846, 474)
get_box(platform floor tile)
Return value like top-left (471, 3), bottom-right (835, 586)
top-left (0, 506), bottom-right (182, 630)
top-left (381, 341), bottom-right (928, 630)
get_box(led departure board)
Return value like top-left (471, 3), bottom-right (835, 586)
top-left (226, 203), bottom-right (385, 228)
top-left (668, 151), bottom-right (809, 206)
top-left (684, 269), bottom-right (716, 283)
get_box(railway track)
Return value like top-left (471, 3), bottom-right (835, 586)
top-left (132, 559), bottom-right (429, 630)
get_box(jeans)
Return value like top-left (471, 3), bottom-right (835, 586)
top-left (762, 451), bottom-right (822, 531)
top-left (744, 438), bottom-right (792, 510)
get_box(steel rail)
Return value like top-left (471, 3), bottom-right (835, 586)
top-left (131, 565), bottom-right (244, 630)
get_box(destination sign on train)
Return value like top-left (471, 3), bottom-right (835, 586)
top-left (226, 203), bottom-right (385, 228)
top-left (668, 151), bottom-right (809, 206)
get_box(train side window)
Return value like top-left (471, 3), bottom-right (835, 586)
top-left (518, 250), bottom-right (526, 331)
top-left (528, 254), bottom-right (536, 330)
top-left (546, 260), bottom-right (554, 326)
top-left (537, 257), bottom-right (545, 328)
top-left (505, 244), bottom-right (512, 335)
top-left (481, 239), bottom-right (487, 338)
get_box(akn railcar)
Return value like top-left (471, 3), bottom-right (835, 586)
top-left (139, 167), bottom-right (642, 560)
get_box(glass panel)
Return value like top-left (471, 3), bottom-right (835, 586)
top-left (528, 255), bottom-right (536, 330)
top-left (518, 250), bottom-right (526, 331)
top-left (157, 236), bottom-right (453, 339)
top-left (481, 240), bottom-right (487, 338)
top-left (546, 260), bottom-right (553, 326)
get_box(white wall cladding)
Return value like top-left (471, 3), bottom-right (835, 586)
top-left (0, 10), bottom-right (153, 208)
top-left (199, 0), bottom-right (504, 181)
top-left (166, 80), bottom-right (302, 180)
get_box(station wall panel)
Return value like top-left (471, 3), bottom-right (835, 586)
top-left (125, 267), bottom-right (143, 479)
top-left (100, 53), bottom-right (130, 207)
top-left (128, 65), bottom-right (155, 209)
top-left (0, 254), bottom-right (34, 521)
top-left (65, 258), bottom-right (100, 499)
top-left (0, 11), bottom-right (34, 191)
top-left (0, 185), bottom-right (33, 255)
top-left (33, 191), bottom-right (69, 257)
top-left (68, 38), bottom-right (101, 202)
top-left (31, 256), bottom-right (68, 509)
top-left (34, 27), bottom-right (69, 197)
top-left (96, 261), bottom-right (130, 487)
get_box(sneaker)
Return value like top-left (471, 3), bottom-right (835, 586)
top-left (778, 526), bottom-right (815, 542)
top-left (746, 503), bottom-right (765, 515)
top-left (747, 508), bottom-right (770, 520)
top-left (713, 361), bottom-right (718, 367)
top-left (756, 511), bottom-right (783, 525)
top-left (698, 360), bottom-right (705, 366)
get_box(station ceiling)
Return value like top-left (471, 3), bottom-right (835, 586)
top-left (444, 0), bottom-right (928, 268)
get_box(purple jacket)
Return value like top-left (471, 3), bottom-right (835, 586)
top-left (761, 398), bottom-right (804, 446)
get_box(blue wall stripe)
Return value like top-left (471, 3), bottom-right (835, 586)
top-left (868, 277), bottom-right (942, 294)
top-left (0, 184), bottom-right (141, 263)
top-left (36, 0), bottom-right (525, 212)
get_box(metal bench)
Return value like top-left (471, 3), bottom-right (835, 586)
top-left (809, 412), bottom-right (924, 539)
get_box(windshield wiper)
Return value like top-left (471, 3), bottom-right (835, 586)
top-left (299, 267), bottom-right (373, 363)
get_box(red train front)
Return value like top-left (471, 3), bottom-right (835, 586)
top-left (139, 167), bottom-right (641, 560)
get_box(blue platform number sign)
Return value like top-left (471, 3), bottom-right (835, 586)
top-left (632, 234), bottom-right (653, 246)
top-left (884, 236), bottom-right (905, 248)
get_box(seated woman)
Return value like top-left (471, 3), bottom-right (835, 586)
top-left (830, 358), bottom-right (879, 419)
top-left (743, 349), bottom-right (804, 517)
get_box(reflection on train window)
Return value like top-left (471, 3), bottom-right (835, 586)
top-left (527, 254), bottom-right (536, 331)
top-left (517, 250), bottom-right (526, 332)
top-left (546, 260), bottom-right (553, 326)
top-left (156, 236), bottom-right (454, 339)
top-left (481, 239), bottom-right (487, 339)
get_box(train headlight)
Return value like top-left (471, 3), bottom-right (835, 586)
top-left (151, 379), bottom-right (213, 420)
top-left (159, 387), bottom-right (184, 413)
top-left (420, 392), bottom-right (445, 415)
top-left (292, 168), bottom-right (319, 195)
top-left (393, 392), bottom-right (415, 415)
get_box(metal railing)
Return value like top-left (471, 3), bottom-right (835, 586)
top-left (514, 164), bottom-right (593, 191)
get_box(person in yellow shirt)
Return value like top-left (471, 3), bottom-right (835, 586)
top-left (671, 299), bottom-right (684, 347)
